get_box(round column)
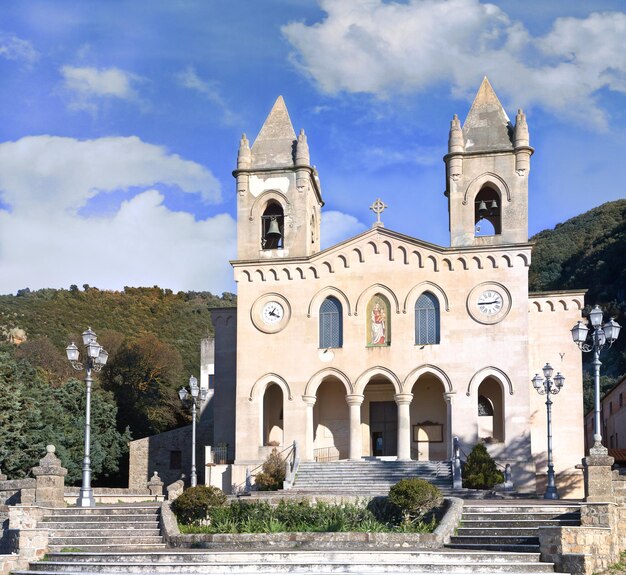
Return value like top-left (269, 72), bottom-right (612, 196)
top-left (395, 393), bottom-right (413, 461)
top-left (302, 395), bottom-right (317, 461)
top-left (346, 394), bottom-right (365, 461)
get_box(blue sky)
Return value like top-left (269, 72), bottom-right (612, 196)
top-left (1, 0), bottom-right (625, 295)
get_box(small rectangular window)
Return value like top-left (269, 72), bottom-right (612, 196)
top-left (169, 450), bottom-right (182, 470)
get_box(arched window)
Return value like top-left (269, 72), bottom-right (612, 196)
top-left (415, 292), bottom-right (440, 345)
top-left (261, 201), bottom-right (284, 250)
top-left (319, 296), bottom-right (343, 348)
top-left (474, 186), bottom-right (501, 237)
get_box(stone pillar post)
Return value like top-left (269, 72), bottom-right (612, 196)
top-left (31, 445), bottom-right (67, 508)
top-left (395, 393), bottom-right (413, 461)
top-left (581, 444), bottom-right (615, 503)
top-left (147, 471), bottom-right (164, 497)
top-left (346, 394), bottom-right (364, 460)
top-left (444, 392), bottom-right (456, 459)
top-left (302, 395), bottom-right (317, 461)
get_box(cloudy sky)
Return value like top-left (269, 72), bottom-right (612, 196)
top-left (1, 0), bottom-right (626, 295)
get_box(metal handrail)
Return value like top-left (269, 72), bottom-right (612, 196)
top-left (313, 446), bottom-right (340, 462)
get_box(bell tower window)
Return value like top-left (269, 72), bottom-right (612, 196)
top-left (474, 186), bottom-right (501, 237)
top-left (261, 202), bottom-right (284, 250)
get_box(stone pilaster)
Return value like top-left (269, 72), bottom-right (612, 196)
top-left (31, 445), bottom-right (67, 508)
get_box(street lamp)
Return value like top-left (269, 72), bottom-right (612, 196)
top-left (571, 305), bottom-right (622, 453)
top-left (178, 375), bottom-right (208, 487)
top-left (66, 328), bottom-right (109, 507)
top-left (532, 363), bottom-right (565, 500)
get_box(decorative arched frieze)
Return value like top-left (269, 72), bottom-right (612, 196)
top-left (516, 253), bottom-right (530, 267)
top-left (442, 258), bottom-right (453, 271)
top-left (382, 240), bottom-right (393, 261)
top-left (466, 367), bottom-right (514, 397)
top-left (354, 366), bottom-right (402, 395)
top-left (307, 286), bottom-right (352, 318)
top-left (255, 269), bottom-right (265, 282)
top-left (282, 267), bottom-right (292, 281)
top-left (337, 254), bottom-right (349, 269)
top-left (456, 257), bottom-right (468, 270)
top-left (411, 250), bottom-right (423, 268)
top-left (397, 246), bottom-right (408, 264)
top-left (531, 301), bottom-right (541, 312)
top-left (295, 267), bottom-right (305, 280)
top-left (546, 300), bottom-right (555, 311)
top-left (352, 248), bottom-right (364, 264)
top-left (308, 266), bottom-right (319, 279)
top-left (355, 283), bottom-right (400, 316)
top-left (403, 282), bottom-right (450, 313)
top-left (487, 255), bottom-right (497, 268)
top-left (268, 268), bottom-right (279, 281)
top-left (242, 270), bottom-right (252, 282)
top-left (558, 299), bottom-right (568, 310)
top-left (501, 254), bottom-right (513, 268)
top-left (462, 172), bottom-right (511, 206)
top-left (321, 261), bottom-right (333, 274)
top-left (572, 297), bottom-right (584, 310)
top-left (304, 368), bottom-right (353, 397)
top-left (426, 255), bottom-right (438, 271)
top-left (249, 373), bottom-right (293, 402)
top-left (403, 364), bottom-right (453, 394)
top-left (472, 256), bottom-right (482, 269)
top-left (367, 241), bottom-right (379, 255)
top-left (248, 190), bottom-right (291, 222)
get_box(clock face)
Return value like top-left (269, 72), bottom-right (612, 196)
top-left (262, 301), bottom-right (284, 324)
top-left (477, 290), bottom-right (503, 316)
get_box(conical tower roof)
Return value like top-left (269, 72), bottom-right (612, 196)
top-left (251, 96), bottom-right (297, 168)
top-left (462, 77), bottom-right (513, 152)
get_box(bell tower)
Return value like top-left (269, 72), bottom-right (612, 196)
top-left (444, 77), bottom-right (533, 247)
top-left (233, 96), bottom-right (324, 261)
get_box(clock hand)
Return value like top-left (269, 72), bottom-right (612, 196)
top-left (268, 309), bottom-right (278, 317)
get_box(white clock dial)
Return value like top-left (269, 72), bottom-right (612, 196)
top-left (262, 302), bottom-right (284, 324)
top-left (477, 290), bottom-right (503, 315)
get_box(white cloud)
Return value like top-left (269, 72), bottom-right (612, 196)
top-left (0, 32), bottom-right (38, 63)
top-left (176, 65), bottom-right (239, 124)
top-left (282, 0), bottom-right (626, 128)
top-left (321, 210), bottom-right (367, 248)
top-left (0, 135), bottom-right (221, 213)
top-left (60, 66), bottom-right (141, 111)
top-left (0, 136), bottom-right (232, 294)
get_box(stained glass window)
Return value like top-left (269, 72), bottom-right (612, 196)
top-left (415, 292), bottom-right (440, 345)
top-left (319, 297), bottom-right (342, 348)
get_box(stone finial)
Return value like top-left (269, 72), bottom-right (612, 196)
top-left (514, 108), bottom-right (529, 148)
top-left (148, 471), bottom-right (164, 496)
top-left (295, 128), bottom-right (310, 165)
top-left (31, 445), bottom-right (67, 508)
top-left (237, 133), bottom-right (251, 169)
top-left (33, 445), bottom-right (66, 473)
top-left (448, 114), bottom-right (464, 153)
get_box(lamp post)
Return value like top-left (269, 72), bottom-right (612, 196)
top-left (532, 363), bottom-right (565, 500)
top-left (178, 375), bottom-right (208, 487)
top-left (571, 305), bottom-right (622, 454)
top-left (66, 328), bottom-right (109, 507)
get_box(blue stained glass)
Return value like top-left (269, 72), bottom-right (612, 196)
top-left (320, 297), bottom-right (343, 348)
top-left (415, 292), bottom-right (440, 345)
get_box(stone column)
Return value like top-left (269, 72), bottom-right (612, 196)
top-left (31, 445), bottom-right (67, 508)
top-left (581, 444), bottom-right (615, 503)
top-left (395, 393), bottom-right (413, 461)
top-left (444, 392), bottom-right (456, 459)
top-left (346, 394), bottom-right (364, 460)
top-left (302, 395), bottom-right (317, 461)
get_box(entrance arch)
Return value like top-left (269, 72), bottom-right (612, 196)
top-left (409, 374), bottom-right (447, 461)
top-left (313, 377), bottom-right (350, 460)
top-left (262, 383), bottom-right (284, 446)
top-left (477, 377), bottom-right (504, 443)
top-left (362, 376), bottom-right (398, 457)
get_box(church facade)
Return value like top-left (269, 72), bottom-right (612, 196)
top-left (210, 79), bottom-right (586, 496)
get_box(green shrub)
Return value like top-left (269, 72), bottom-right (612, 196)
top-left (171, 485), bottom-right (227, 524)
top-left (388, 478), bottom-right (442, 523)
top-left (254, 448), bottom-right (285, 491)
top-left (462, 443), bottom-right (504, 489)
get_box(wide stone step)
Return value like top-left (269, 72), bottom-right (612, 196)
top-left (449, 536), bottom-right (539, 546)
top-left (43, 522), bottom-right (158, 530)
top-left (445, 543), bottom-right (541, 554)
top-left (456, 528), bottom-right (543, 537)
top-left (460, 519), bottom-right (578, 528)
top-left (16, 550), bottom-right (561, 574)
top-left (48, 507), bottom-right (159, 516)
top-left (49, 528), bottom-right (161, 537)
top-left (48, 536), bottom-right (164, 546)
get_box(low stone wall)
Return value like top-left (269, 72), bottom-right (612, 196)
top-left (0, 479), bottom-right (36, 508)
top-left (63, 487), bottom-right (164, 505)
top-left (160, 497), bottom-right (462, 550)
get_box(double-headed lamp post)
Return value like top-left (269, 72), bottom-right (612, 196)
top-left (178, 375), bottom-right (208, 487)
top-left (571, 305), bottom-right (622, 453)
top-left (65, 328), bottom-right (109, 507)
top-left (532, 364), bottom-right (565, 500)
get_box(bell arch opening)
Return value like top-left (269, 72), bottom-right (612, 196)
top-left (474, 186), bottom-right (501, 237)
top-left (261, 201), bottom-right (284, 250)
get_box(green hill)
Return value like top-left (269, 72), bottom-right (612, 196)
top-left (529, 199), bottom-right (626, 387)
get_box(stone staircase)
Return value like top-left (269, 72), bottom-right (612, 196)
top-left (14, 549), bottom-right (568, 574)
top-left (446, 502), bottom-right (581, 553)
top-left (39, 504), bottom-right (166, 552)
top-left (292, 460), bottom-right (453, 494)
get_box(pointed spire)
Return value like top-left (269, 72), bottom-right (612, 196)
top-left (251, 96), bottom-right (298, 168)
top-left (462, 77), bottom-right (513, 152)
top-left (296, 128), bottom-right (310, 165)
top-left (448, 114), bottom-right (464, 153)
top-left (237, 133), bottom-right (251, 169)
top-left (514, 108), bottom-right (529, 148)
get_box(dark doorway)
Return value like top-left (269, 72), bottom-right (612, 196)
top-left (370, 401), bottom-right (397, 456)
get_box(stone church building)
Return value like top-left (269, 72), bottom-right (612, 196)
top-left (204, 78), bottom-right (586, 496)
top-left (130, 79), bottom-right (586, 496)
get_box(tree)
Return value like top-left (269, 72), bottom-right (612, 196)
top-left (463, 443), bottom-right (504, 489)
top-left (101, 333), bottom-right (188, 439)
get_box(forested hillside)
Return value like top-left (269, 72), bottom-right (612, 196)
top-left (529, 199), bottom-right (626, 405)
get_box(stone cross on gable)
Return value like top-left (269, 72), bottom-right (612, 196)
top-left (370, 198), bottom-right (388, 227)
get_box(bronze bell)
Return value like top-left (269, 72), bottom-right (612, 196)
top-left (266, 217), bottom-right (282, 238)
top-left (490, 200), bottom-right (498, 210)
top-left (478, 200), bottom-right (488, 215)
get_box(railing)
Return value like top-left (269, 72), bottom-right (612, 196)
top-left (233, 441), bottom-right (299, 495)
top-left (313, 446), bottom-right (340, 462)
top-left (211, 444), bottom-right (233, 464)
